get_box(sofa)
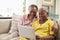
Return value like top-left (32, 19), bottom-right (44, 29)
top-left (0, 16), bottom-right (60, 40)
top-left (0, 19), bottom-right (12, 40)
top-left (0, 15), bottom-right (20, 40)
top-left (56, 19), bottom-right (60, 40)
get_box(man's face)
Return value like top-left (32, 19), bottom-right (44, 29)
top-left (29, 7), bottom-right (37, 15)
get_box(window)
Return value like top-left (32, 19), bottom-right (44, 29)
top-left (23, 0), bottom-right (26, 13)
top-left (0, 0), bottom-right (25, 17)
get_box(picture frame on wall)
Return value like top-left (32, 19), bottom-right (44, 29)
top-left (42, 0), bottom-right (54, 6)
top-left (42, 6), bottom-right (49, 12)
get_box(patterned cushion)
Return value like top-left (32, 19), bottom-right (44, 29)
top-left (9, 14), bottom-right (20, 33)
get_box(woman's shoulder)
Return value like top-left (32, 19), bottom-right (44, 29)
top-left (47, 17), bottom-right (55, 25)
top-left (32, 19), bottom-right (39, 24)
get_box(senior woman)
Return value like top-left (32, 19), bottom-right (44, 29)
top-left (32, 8), bottom-right (58, 40)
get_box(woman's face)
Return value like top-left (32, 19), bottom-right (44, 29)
top-left (39, 9), bottom-right (48, 20)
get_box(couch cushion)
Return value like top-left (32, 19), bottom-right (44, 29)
top-left (0, 19), bottom-right (11, 34)
top-left (0, 33), bottom-right (9, 40)
top-left (0, 33), bottom-right (8, 38)
top-left (9, 14), bottom-right (20, 33)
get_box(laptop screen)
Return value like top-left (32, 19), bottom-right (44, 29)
top-left (18, 25), bottom-right (36, 39)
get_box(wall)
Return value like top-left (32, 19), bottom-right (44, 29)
top-left (56, 0), bottom-right (60, 19)
top-left (36, 0), bottom-right (42, 9)
top-left (36, 0), bottom-right (60, 19)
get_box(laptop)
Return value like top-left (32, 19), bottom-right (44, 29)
top-left (18, 25), bottom-right (36, 40)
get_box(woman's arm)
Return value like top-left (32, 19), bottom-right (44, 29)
top-left (52, 20), bottom-right (59, 36)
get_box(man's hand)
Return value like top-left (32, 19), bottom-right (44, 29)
top-left (36, 35), bottom-right (54, 40)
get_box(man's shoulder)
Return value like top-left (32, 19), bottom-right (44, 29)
top-left (22, 13), bottom-right (28, 15)
top-left (20, 14), bottom-right (27, 18)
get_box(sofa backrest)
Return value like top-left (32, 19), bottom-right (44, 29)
top-left (0, 19), bottom-right (12, 34)
top-left (55, 20), bottom-right (60, 40)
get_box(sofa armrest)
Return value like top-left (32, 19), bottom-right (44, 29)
top-left (0, 19), bottom-right (12, 34)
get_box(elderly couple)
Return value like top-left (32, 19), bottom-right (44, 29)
top-left (2, 4), bottom-right (58, 40)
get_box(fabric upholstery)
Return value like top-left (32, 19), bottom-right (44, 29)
top-left (9, 14), bottom-right (20, 34)
top-left (56, 20), bottom-right (60, 40)
top-left (0, 19), bottom-right (11, 34)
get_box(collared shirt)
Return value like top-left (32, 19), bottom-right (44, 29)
top-left (19, 14), bottom-right (37, 26)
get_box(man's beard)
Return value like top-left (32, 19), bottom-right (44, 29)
top-left (28, 13), bottom-right (36, 19)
